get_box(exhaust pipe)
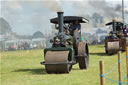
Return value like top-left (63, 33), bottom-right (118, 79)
top-left (57, 12), bottom-right (64, 33)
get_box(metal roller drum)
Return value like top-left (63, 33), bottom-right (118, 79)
top-left (107, 41), bottom-right (120, 54)
top-left (45, 51), bottom-right (72, 73)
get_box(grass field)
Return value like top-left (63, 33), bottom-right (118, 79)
top-left (0, 45), bottom-right (127, 85)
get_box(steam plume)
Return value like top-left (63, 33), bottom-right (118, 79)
top-left (42, 0), bottom-right (62, 12)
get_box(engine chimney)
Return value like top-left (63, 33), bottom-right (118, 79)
top-left (57, 12), bottom-right (64, 33)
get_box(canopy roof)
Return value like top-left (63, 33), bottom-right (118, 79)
top-left (50, 16), bottom-right (89, 24)
top-left (106, 21), bottom-right (124, 26)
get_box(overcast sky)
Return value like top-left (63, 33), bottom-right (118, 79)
top-left (0, 0), bottom-right (128, 35)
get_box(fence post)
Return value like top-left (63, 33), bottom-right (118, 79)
top-left (126, 46), bottom-right (128, 85)
top-left (100, 61), bottom-right (105, 85)
top-left (118, 51), bottom-right (122, 85)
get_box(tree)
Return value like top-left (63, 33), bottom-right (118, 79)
top-left (32, 31), bottom-right (44, 38)
top-left (0, 18), bottom-right (12, 35)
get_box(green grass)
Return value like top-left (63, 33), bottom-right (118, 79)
top-left (0, 45), bottom-right (127, 85)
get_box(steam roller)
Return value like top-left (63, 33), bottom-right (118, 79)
top-left (105, 19), bottom-right (128, 55)
top-left (41, 12), bottom-right (89, 73)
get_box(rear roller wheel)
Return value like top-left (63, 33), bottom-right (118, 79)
top-left (77, 42), bottom-right (89, 69)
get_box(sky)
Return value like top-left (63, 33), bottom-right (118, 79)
top-left (0, 0), bottom-right (128, 35)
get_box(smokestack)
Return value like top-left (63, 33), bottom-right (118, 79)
top-left (112, 19), bottom-right (116, 32)
top-left (57, 12), bottom-right (64, 33)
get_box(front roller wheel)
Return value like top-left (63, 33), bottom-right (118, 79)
top-left (77, 42), bottom-right (89, 69)
top-left (44, 51), bottom-right (72, 73)
top-left (107, 41), bottom-right (120, 54)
